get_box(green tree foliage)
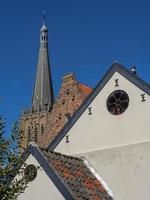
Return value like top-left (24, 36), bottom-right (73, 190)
top-left (0, 116), bottom-right (28, 200)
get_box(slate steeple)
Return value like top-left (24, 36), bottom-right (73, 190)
top-left (32, 19), bottom-right (54, 111)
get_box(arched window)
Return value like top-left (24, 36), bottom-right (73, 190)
top-left (27, 126), bottom-right (31, 143)
top-left (34, 125), bottom-right (38, 142)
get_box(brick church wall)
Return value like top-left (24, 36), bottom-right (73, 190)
top-left (20, 73), bottom-right (92, 151)
top-left (38, 73), bottom-right (92, 148)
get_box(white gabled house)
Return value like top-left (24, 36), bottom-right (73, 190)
top-left (48, 63), bottom-right (150, 200)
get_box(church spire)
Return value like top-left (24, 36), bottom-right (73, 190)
top-left (32, 16), bottom-right (54, 111)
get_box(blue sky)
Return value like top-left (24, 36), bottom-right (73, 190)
top-left (1, 0), bottom-right (150, 131)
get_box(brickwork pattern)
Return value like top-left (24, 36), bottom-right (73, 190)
top-left (38, 73), bottom-right (92, 148)
top-left (20, 73), bottom-right (92, 151)
top-left (19, 111), bottom-right (49, 152)
top-left (43, 150), bottom-right (113, 200)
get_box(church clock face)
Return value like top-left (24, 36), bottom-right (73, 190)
top-left (107, 90), bottom-right (129, 115)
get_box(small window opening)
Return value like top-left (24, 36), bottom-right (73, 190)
top-left (27, 126), bottom-right (31, 143)
top-left (41, 124), bottom-right (44, 134)
top-left (65, 113), bottom-right (71, 120)
top-left (62, 99), bottom-right (65, 105)
top-left (34, 125), bottom-right (38, 142)
top-left (66, 89), bottom-right (70, 95)
top-left (72, 95), bottom-right (75, 101)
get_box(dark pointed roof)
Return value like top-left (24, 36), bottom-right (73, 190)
top-left (32, 23), bottom-right (54, 111)
top-left (22, 144), bottom-right (113, 200)
top-left (48, 63), bottom-right (150, 150)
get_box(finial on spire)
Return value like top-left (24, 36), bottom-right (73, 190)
top-left (42, 10), bottom-right (46, 25)
top-left (40, 10), bottom-right (48, 33)
top-left (32, 16), bottom-right (54, 111)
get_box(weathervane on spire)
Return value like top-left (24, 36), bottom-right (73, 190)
top-left (42, 10), bottom-right (46, 25)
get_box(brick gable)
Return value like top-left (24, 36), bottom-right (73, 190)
top-left (38, 73), bottom-right (92, 148)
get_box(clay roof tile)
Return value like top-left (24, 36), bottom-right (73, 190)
top-left (79, 83), bottom-right (93, 95)
top-left (42, 150), bottom-right (113, 200)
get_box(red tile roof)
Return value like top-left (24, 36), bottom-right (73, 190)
top-left (42, 150), bottom-right (113, 200)
top-left (79, 83), bottom-right (93, 95)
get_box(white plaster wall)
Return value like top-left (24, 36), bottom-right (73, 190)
top-left (55, 72), bottom-right (150, 155)
top-left (77, 141), bottom-right (150, 200)
top-left (18, 154), bottom-right (65, 200)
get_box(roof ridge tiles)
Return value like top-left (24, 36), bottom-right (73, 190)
top-left (42, 149), bottom-right (83, 162)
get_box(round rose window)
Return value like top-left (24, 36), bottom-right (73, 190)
top-left (107, 90), bottom-right (129, 115)
top-left (24, 164), bottom-right (37, 182)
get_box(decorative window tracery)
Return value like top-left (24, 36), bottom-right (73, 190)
top-left (107, 90), bottom-right (129, 115)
